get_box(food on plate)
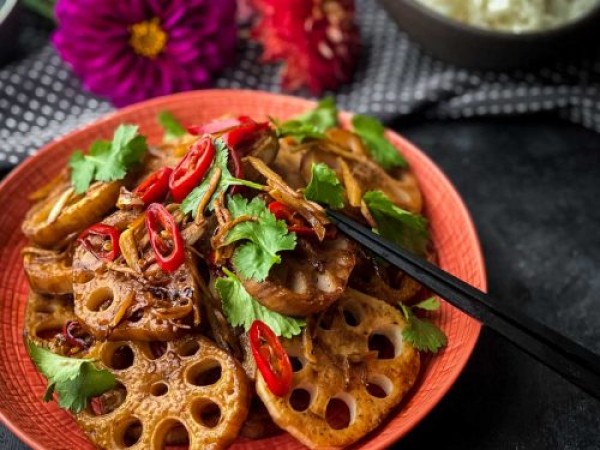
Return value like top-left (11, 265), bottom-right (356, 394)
top-left (22, 99), bottom-right (447, 449)
top-left (415, 0), bottom-right (599, 32)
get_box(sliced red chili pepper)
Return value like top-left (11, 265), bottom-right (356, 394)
top-left (223, 119), bottom-right (269, 150)
top-left (78, 223), bottom-right (121, 262)
top-left (169, 136), bottom-right (216, 202)
top-left (133, 167), bottom-right (173, 205)
top-left (62, 320), bottom-right (92, 350)
top-left (90, 397), bottom-right (104, 416)
top-left (145, 203), bottom-right (185, 273)
top-left (187, 117), bottom-right (245, 136)
top-left (249, 320), bottom-right (292, 397)
top-left (268, 201), bottom-right (337, 239)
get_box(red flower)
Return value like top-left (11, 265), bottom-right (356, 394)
top-left (251, 0), bottom-right (360, 94)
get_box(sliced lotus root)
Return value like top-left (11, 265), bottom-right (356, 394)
top-left (243, 236), bottom-right (356, 316)
top-left (23, 248), bottom-right (73, 296)
top-left (22, 181), bottom-right (121, 248)
top-left (24, 291), bottom-right (95, 356)
top-left (75, 335), bottom-right (250, 450)
top-left (256, 289), bottom-right (420, 449)
top-left (72, 207), bottom-right (201, 342)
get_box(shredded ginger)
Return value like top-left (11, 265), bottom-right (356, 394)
top-left (415, 0), bottom-right (599, 32)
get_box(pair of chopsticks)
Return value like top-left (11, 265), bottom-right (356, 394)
top-left (327, 209), bottom-right (600, 400)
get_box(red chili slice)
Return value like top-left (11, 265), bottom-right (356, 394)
top-left (249, 320), bottom-right (293, 397)
top-left (268, 201), bottom-right (337, 239)
top-left (133, 167), bottom-right (173, 205)
top-left (145, 203), bottom-right (185, 273)
top-left (187, 117), bottom-right (246, 136)
top-left (78, 223), bottom-right (121, 262)
top-left (223, 119), bottom-right (269, 150)
top-left (169, 136), bottom-right (216, 202)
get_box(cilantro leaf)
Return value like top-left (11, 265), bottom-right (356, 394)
top-left (68, 124), bottom-right (148, 194)
top-left (400, 304), bottom-right (447, 353)
top-left (216, 268), bottom-right (305, 338)
top-left (27, 341), bottom-right (116, 413)
top-left (181, 139), bottom-right (264, 217)
top-left (274, 97), bottom-right (339, 142)
top-left (304, 163), bottom-right (345, 209)
top-left (363, 190), bottom-right (429, 256)
top-left (158, 111), bottom-right (186, 142)
top-left (413, 296), bottom-right (441, 311)
top-left (352, 114), bottom-right (407, 170)
top-left (224, 195), bottom-right (296, 281)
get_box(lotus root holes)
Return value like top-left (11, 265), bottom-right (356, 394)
top-left (191, 398), bottom-right (222, 428)
top-left (342, 300), bottom-right (363, 327)
top-left (325, 393), bottom-right (356, 430)
top-left (368, 325), bottom-right (403, 359)
top-left (154, 419), bottom-right (190, 448)
top-left (150, 382), bottom-right (168, 397)
top-left (289, 356), bottom-right (304, 372)
top-left (35, 321), bottom-right (63, 340)
top-left (289, 384), bottom-right (315, 412)
top-left (86, 287), bottom-right (114, 312)
top-left (175, 339), bottom-right (200, 357)
top-left (366, 375), bottom-right (393, 399)
top-left (89, 383), bottom-right (127, 416)
top-left (114, 417), bottom-right (142, 448)
top-left (102, 343), bottom-right (135, 370)
top-left (186, 359), bottom-right (222, 387)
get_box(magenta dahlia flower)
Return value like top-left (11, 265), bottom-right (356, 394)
top-left (53, 0), bottom-right (237, 106)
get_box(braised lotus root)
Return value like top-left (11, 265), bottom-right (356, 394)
top-left (257, 289), bottom-right (420, 449)
top-left (75, 336), bottom-right (250, 450)
top-left (23, 247), bottom-right (73, 295)
top-left (24, 291), bottom-right (86, 355)
top-left (73, 242), bottom-right (200, 341)
top-left (243, 236), bottom-right (357, 316)
top-left (22, 180), bottom-right (121, 248)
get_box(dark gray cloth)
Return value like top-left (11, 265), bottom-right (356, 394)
top-left (2, 0), bottom-right (600, 172)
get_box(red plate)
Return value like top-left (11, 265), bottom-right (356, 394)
top-left (0, 90), bottom-right (486, 449)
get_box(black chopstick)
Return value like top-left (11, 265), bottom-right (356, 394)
top-left (327, 209), bottom-right (600, 400)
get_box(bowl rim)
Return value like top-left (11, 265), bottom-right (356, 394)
top-left (389, 0), bottom-right (600, 39)
top-left (0, 89), bottom-right (486, 450)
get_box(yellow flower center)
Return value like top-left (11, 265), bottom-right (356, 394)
top-left (129, 18), bottom-right (167, 58)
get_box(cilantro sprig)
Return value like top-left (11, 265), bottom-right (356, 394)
top-left (216, 268), bottom-right (305, 338)
top-left (180, 138), bottom-right (265, 217)
top-left (363, 190), bottom-right (429, 257)
top-left (400, 298), bottom-right (447, 353)
top-left (274, 97), bottom-right (338, 142)
top-left (158, 110), bottom-right (186, 142)
top-left (69, 124), bottom-right (147, 194)
top-left (304, 162), bottom-right (345, 209)
top-left (352, 114), bottom-right (407, 170)
top-left (27, 341), bottom-right (116, 413)
top-left (224, 195), bottom-right (296, 282)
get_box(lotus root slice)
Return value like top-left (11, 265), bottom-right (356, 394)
top-left (75, 335), bottom-right (250, 450)
top-left (73, 243), bottom-right (200, 341)
top-left (257, 289), bottom-right (420, 449)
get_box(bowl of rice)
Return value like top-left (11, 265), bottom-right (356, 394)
top-left (377, 0), bottom-right (600, 69)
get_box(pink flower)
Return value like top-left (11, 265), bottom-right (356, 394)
top-left (53, 0), bottom-right (238, 106)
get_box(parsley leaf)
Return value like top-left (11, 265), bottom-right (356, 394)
top-left (68, 124), bottom-right (148, 194)
top-left (27, 340), bottom-right (116, 413)
top-left (224, 195), bottom-right (296, 281)
top-left (180, 139), bottom-right (264, 217)
top-left (352, 114), bottom-right (407, 170)
top-left (363, 190), bottom-right (429, 256)
top-left (399, 303), bottom-right (447, 353)
top-left (274, 97), bottom-right (339, 142)
top-left (158, 111), bottom-right (186, 142)
top-left (216, 268), bottom-right (305, 338)
top-left (304, 162), bottom-right (345, 209)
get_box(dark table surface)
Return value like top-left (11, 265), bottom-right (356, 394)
top-left (2, 115), bottom-right (599, 449)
